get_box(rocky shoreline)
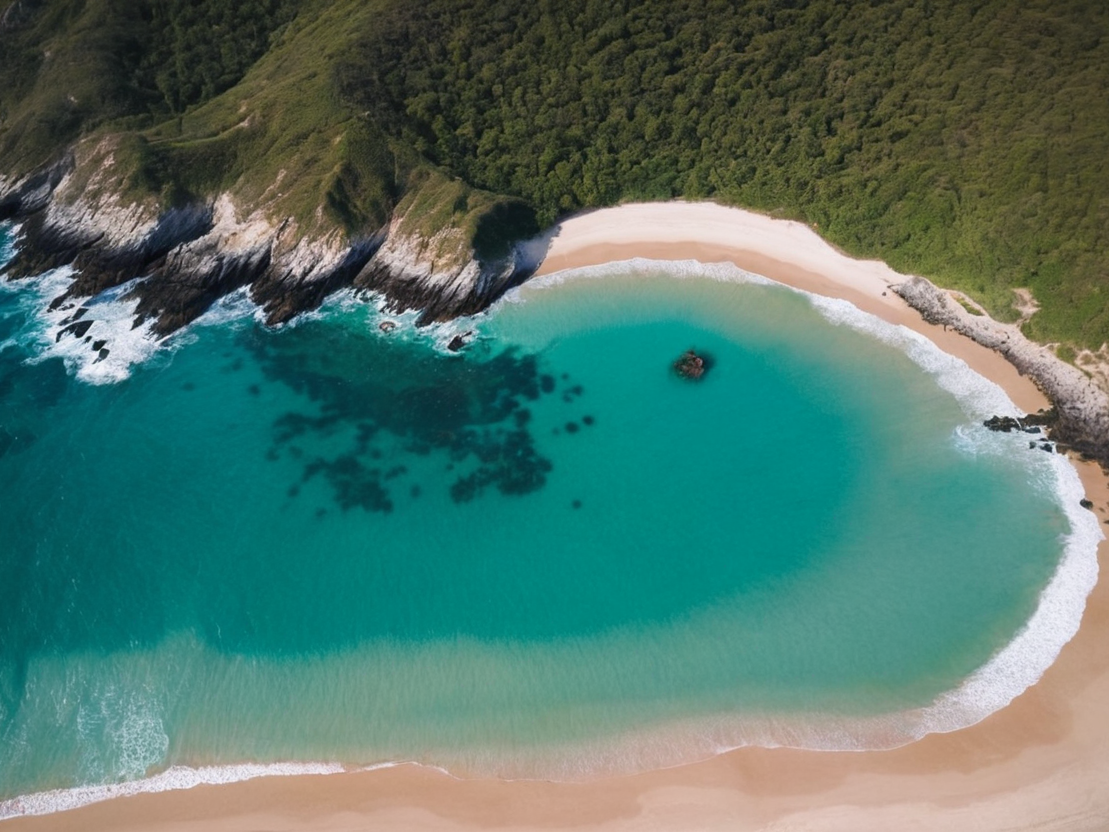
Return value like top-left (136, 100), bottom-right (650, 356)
top-left (0, 157), bottom-right (532, 342)
top-left (2, 159), bottom-right (1106, 472)
top-left (895, 277), bottom-right (1109, 470)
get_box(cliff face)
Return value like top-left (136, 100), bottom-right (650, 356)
top-left (0, 147), bottom-right (532, 341)
top-left (351, 200), bottom-right (531, 325)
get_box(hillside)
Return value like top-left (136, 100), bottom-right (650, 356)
top-left (0, 0), bottom-right (1106, 358)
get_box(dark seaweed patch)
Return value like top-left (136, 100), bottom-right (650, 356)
top-left (248, 321), bottom-right (582, 512)
top-left (302, 453), bottom-right (393, 513)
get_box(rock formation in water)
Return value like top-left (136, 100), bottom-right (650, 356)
top-left (673, 349), bottom-right (708, 380)
top-left (896, 276), bottom-right (1109, 469)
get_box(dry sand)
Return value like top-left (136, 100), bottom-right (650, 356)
top-left (8, 201), bottom-right (1109, 832)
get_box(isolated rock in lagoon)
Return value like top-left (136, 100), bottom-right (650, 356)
top-left (674, 349), bottom-right (708, 380)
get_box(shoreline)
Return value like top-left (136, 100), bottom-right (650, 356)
top-left (7, 202), bottom-right (1109, 830)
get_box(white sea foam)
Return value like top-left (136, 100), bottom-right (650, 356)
top-left (804, 292), bottom-right (1021, 420)
top-left (0, 271), bottom-right (270, 384)
top-left (0, 761), bottom-right (354, 819)
top-left (1, 268), bottom-right (163, 384)
top-left (919, 451), bottom-right (1100, 730)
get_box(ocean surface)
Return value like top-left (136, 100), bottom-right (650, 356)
top-left (0, 228), bottom-right (1100, 816)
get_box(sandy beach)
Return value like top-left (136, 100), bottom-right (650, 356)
top-left (7, 201), bottom-right (1109, 831)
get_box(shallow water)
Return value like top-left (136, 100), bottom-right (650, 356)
top-left (0, 235), bottom-right (1095, 808)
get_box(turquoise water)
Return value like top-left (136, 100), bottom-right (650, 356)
top-left (0, 236), bottom-right (1093, 808)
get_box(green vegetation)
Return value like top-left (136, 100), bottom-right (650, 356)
top-left (1, 0), bottom-right (1107, 349)
top-left (955, 297), bottom-right (985, 317)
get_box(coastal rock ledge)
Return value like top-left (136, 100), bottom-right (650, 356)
top-left (895, 276), bottom-right (1109, 469)
top-left (0, 153), bottom-right (533, 340)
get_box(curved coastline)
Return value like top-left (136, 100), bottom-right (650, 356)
top-left (4, 202), bottom-right (1109, 831)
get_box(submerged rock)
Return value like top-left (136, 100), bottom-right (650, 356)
top-left (674, 349), bottom-right (708, 380)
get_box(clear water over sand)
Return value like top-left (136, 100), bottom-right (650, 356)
top-left (0, 249), bottom-right (1085, 805)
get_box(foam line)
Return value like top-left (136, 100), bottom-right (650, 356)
top-left (0, 762), bottom-right (350, 819)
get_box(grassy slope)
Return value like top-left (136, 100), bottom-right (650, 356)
top-left (0, 0), bottom-right (1106, 349)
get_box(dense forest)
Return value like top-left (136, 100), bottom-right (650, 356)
top-left (1, 0), bottom-right (1107, 350)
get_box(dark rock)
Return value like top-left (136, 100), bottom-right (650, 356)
top-left (582, 415), bottom-right (595, 426)
top-left (1041, 443), bottom-right (1054, 452)
top-left (447, 331), bottom-right (473, 352)
top-left (61, 307), bottom-right (89, 325)
top-left (983, 415), bottom-right (1023, 433)
top-left (674, 349), bottom-right (708, 380)
top-left (1022, 409), bottom-right (1059, 427)
top-left (56, 319), bottom-right (93, 341)
top-left (351, 224), bottom-right (535, 327)
top-left (94, 348), bottom-right (109, 363)
top-left (131, 244), bottom-right (272, 337)
top-left (0, 155), bottom-right (72, 222)
top-left (251, 237), bottom-right (380, 326)
top-left (378, 320), bottom-right (397, 333)
top-left (91, 339), bottom-right (107, 351)
top-left (1080, 498), bottom-right (1094, 510)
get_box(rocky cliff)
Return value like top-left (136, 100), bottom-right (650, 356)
top-left (0, 145), bottom-right (533, 344)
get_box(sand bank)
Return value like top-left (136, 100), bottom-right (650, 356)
top-left (7, 201), bottom-right (1109, 831)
